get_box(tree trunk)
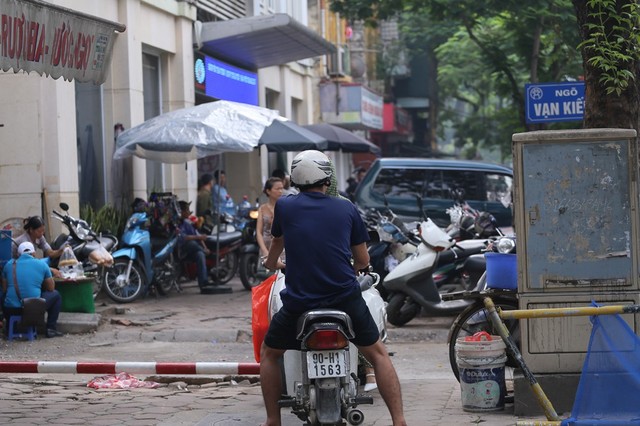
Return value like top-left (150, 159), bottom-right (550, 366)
top-left (572, 0), bottom-right (640, 132)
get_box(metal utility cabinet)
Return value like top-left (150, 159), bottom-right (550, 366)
top-left (513, 128), bottom-right (639, 374)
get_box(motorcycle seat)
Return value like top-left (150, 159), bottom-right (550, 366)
top-left (296, 309), bottom-right (356, 341)
top-left (437, 245), bottom-right (484, 265)
top-left (205, 231), bottom-right (242, 247)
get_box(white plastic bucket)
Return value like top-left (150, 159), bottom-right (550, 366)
top-left (455, 332), bottom-right (507, 412)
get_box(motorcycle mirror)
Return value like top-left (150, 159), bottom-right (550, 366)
top-left (59, 202), bottom-right (69, 212)
top-left (415, 195), bottom-right (427, 221)
top-left (368, 230), bottom-right (380, 243)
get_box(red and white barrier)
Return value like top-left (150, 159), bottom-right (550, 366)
top-left (0, 361), bottom-right (260, 375)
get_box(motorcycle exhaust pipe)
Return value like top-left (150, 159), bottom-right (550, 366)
top-left (346, 409), bottom-right (364, 425)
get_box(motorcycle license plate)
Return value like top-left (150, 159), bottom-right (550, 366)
top-left (306, 350), bottom-right (347, 379)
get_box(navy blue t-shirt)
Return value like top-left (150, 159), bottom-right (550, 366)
top-left (271, 191), bottom-right (369, 311)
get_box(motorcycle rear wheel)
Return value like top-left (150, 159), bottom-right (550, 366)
top-left (103, 259), bottom-right (145, 303)
top-left (386, 293), bottom-right (421, 327)
top-left (93, 271), bottom-right (103, 299)
top-left (239, 252), bottom-right (260, 290)
top-left (447, 298), bottom-right (520, 381)
top-left (154, 253), bottom-right (179, 296)
top-left (209, 251), bottom-right (238, 285)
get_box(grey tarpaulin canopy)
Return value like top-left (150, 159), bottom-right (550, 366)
top-left (113, 100), bottom-right (328, 163)
top-left (114, 101), bottom-right (280, 163)
top-left (303, 123), bottom-right (381, 155)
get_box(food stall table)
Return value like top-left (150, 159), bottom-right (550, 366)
top-left (54, 277), bottom-right (95, 313)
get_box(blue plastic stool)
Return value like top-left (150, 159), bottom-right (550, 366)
top-left (8, 315), bottom-right (37, 341)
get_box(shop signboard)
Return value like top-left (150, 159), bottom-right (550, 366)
top-left (0, 0), bottom-right (125, 84)
top-left (319, 82), bottom-right (383, 130)
top-left (196, 54), bottom-right (258, 105)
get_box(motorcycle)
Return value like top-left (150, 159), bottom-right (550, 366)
top-left (382, 196), bottom-right (493, 327)
top-left (445, 187), bottom-right (481, 241)
top-left (363, 206), bottom-right (419, 301)
top-left (182, 208), bottom-right (244, 286)
top-left (104, 195), bottom-right (181, 303)
top-left (237, 205), bottom-right (263, 291)
top-left (268, 270), bottom-right (387, 425)
top-left (433, 212), bottom-right (505, 294)
top-left (50, 203), bottom-right (118, 299)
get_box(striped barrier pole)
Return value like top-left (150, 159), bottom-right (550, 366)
top-left (0, 361), bottom-right (260, 375)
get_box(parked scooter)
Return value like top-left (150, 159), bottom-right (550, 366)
top-left (50, 203), bottom-right (118, 298)
top-left (237, 205), bottom-right (262, 290)
top-left (383, 197), bottom-right (490, 327)
top-left (104, 196), bottom-right (180, 303)
top-left (433, 212), bottom-right (504, 294)
top-left (268, 270), bottom-right (386, 425)
top-left (363, 206), bottom-right (419, 301)
top-left (445, 187), bottom-right (481, 241)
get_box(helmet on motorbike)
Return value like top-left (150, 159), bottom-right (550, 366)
top-left (475, 212), bottom-right (498, 238)
top-left (459, 215), bottom-right (476, 236)
top-left (290, 150), bottom-right (333, 188)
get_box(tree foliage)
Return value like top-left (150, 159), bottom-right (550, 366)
top-left (331, 0), bottom-right (639, 159)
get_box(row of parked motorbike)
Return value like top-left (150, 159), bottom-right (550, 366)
top-left (50, 188), bottom-right (517, 327)
top-left (48, 192), bottom-right (265, 304)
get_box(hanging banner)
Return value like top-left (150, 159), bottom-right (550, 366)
top-left (0, 0), bottom-right (125, 84)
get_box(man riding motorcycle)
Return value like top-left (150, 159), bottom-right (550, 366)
top-left (259, 150), bottom-right (407, 426)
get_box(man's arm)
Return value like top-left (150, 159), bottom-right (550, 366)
top-left (351, 242), bottom-right (370, 272)
top-left (263, 236), bottom-right (285, 270)
top-left (42, 277), bottom-right (55, 292)
top-left (1, 275), bottom-right (7, 293)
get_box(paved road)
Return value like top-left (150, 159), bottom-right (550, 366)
top-left (0, 278), bottom-right (544, 425)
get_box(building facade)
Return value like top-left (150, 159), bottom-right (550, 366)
top-left (0, 0), bottom-right (344, 236)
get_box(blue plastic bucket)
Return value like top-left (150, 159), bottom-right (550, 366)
top-left (485, 253), bottom-right (517, 290)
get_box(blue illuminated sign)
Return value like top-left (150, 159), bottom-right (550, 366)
top-left (204, 56), bottom-right (258, 105)
top-left (525, 82), bottom-right (585, 124)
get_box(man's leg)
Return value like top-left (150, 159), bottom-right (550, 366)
top-left (260, 343), bottom-right (286, 426)
top-left (193, 248), bottom-right (209, 288)
top-left (182, 241), bottom-right (209, 288)
top-left (41, 290), bottom-right (62, 330)
top-left (358, 340), bottom-right (407, 426)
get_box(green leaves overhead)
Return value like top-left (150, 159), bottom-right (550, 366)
top-left (331, 0), bottom-right (583, 160)
top-left (578, 0), bottom-right (640, 95)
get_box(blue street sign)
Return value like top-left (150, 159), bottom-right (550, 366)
top-left (525, 82), bottom-right (585, 124)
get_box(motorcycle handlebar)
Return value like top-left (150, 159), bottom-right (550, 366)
top-left (357, 272), bottom-right (380, 291)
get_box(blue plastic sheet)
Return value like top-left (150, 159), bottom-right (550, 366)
top-left (562, 303), bottom-right (640, 425)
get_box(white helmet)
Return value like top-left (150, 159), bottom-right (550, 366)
top-left (290, 150), bottom-right (333, 187)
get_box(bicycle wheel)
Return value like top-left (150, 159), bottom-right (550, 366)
top-left (447, 298), bottom-right (520, 381)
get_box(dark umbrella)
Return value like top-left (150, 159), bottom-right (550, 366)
top-left (259, 119), bottom-right (329, 152)
top-left (303, 123), bottom-right (381, 155)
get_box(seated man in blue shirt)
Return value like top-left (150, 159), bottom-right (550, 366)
top-left (1, 242), bottom-right (63, 338)
top-left (178, 201), bottom-right (231, 294)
